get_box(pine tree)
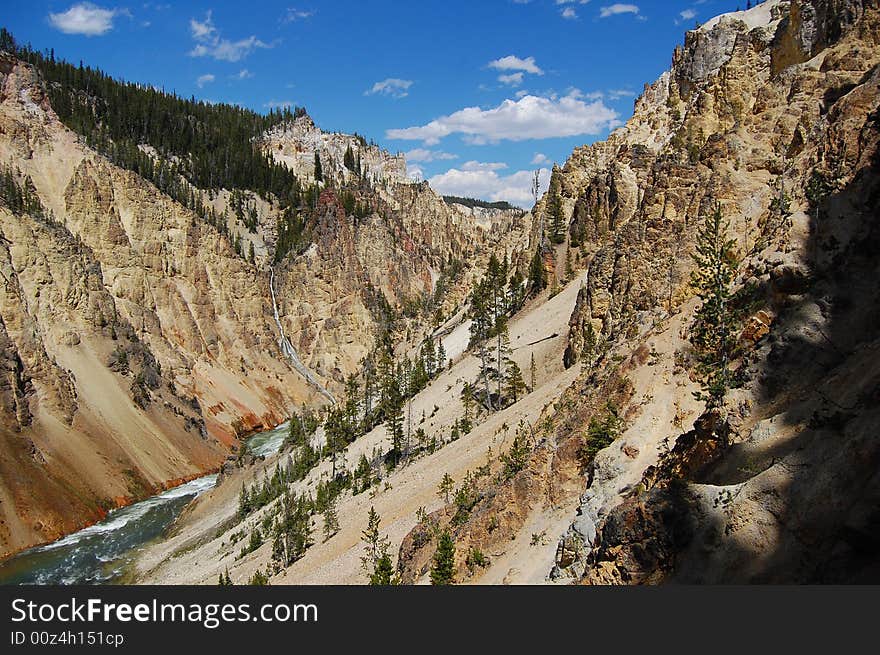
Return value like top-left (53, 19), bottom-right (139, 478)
top-left (361, 506), bottom-right (394, 582)
top-left (581, 321), bottom-right (598, 369)
top-left (354, 453), bottom-right (373, 493)
top-left (503, 360), bottom-right (528, 404)
top-left (530, 352), bottom-right (537, 391)
top-left (314, 151), bottom-right (323, 181)
top-left (486, 254), bottom-right (507, 329)
top-left (464, 253), bottom-right (512, 413)
top-left (548, 166), bottom-right (566, 244)
top-left (343, 375), bottom-right (361, 431)
top-left (273, 490), bottom-right (312, 567)
top-left (495, 325), bottom-right (512, 410)
top-left (323, 407), bottom-right (347, 478)
top-left (436, 339), bottom-right (447, 370)
top-left (438, 472), bottom-right (455, 504)
top-left (528, 249), bottom-right (547, 295)
top-left (508, 269), bottom-right (525, 313)
top-left (322, 493), bottom-right (339, 541)
top-left (362, 355), bottom-right (376, 431)
top-left (238, 483), bottom-right (251, 517)
top-left (421, 335), bottom-right (437, 379)
top-left (361, 506), bottom-right (382, 572)
top-left (430, 531), bottom-right (456, 585)
top-left (469, 279), bottom-right (493, 410)
top-left (369, 551), bottom-right (397, 585)
top-left (500, 431), bottom-right (531, 480)
top-left (285, 413), bottom-right (307, 449)
top-left (380, 355), bottom-right (405, 464)
top-left (460, 382), bottom-right (474, 434)
top-left (690, 203), bottom-right (738, 409)
top-left (248, 569), bottom-right (269, 586)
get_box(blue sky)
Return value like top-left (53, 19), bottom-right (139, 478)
top-left (3, 0), bottom-right (745, 206)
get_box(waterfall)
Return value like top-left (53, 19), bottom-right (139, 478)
top-left (269, 269), bottom-right (336, 405)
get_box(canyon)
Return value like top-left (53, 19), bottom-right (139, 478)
top-left (1, 0), bottom-right (879, 585)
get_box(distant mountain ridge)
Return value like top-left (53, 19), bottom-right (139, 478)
top-left (441, 196), bottom-right (520, 212)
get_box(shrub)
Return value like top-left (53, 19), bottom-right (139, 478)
top-left (248, 569), bottom-right (269, 586)
top-left (580, 403), bottom-right (623, 463)
top-left (499, 432), bottom-right (531, 481)
top-left (466, 547), bottom-right (489, 572)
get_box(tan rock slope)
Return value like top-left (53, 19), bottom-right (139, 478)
top-left (139, 0), bottom-right (880, 586)
top-left (0, 51), bottom-right (524, 558)
top-left (5, 0), bottom-right (877, 587)
top-left (540, 0), bottom-right (880, 583)
top-left (134, 268), bottom-right (582, 585)
top-left (386, 0), bottom-right (880, 585)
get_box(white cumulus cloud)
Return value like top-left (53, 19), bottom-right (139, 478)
top-left (608, 88), bottom-right (636, 100)
top-left (404, 149), bottom-right (458, 163)
top-left (599, 3), bottom-right (640, 18)
top-left (557, 0), bottom-right (591, 15)
top-left (365, 78), bottom-right (413, 99)
top-left (498, 72), bottom-right (524, 87)
top-left (488, 55), bottom-right (544, 76)
top-left (196, 74), bottom-right (215, 88)
top-left (428, 163), bottom-right (551, 209)
top-left (386, 90), bottom-right (619, 146)
top-left (189, 11), bottom-right (274, 62)
top-left (48, 3), bottom-right (123, 36)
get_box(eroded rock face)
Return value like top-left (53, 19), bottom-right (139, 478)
top-left (558, 1), bottom-right (878, 359)
top-left (0, 52), bottom-right (533, 557)
top-left (271, 182), bottom-right (533, 387)
top-left (546, 0), bottom-right (880, 583)
top-left (262, 114), bottom-right (408, 187)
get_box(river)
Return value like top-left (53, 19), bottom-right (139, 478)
top-left (0, 421), bottom-right (290, 586)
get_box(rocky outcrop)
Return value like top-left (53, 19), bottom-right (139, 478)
top-left (272, 179), bottom-right (535, 385)
top-left (0, 51), bottom-right (531, 558)
top-left (262, 114), bottom-right (407, 187)
top-left (547, 0), bottom-right (880, 583)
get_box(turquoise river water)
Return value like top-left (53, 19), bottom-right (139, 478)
top-left (0, 421), bottom-right (289, 585)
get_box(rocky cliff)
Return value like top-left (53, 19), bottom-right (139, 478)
top-left (272, 180), bottom-right (532, 385)
top-left (0, 51), bottom-right (527, 559)
top-left (0, 54), bottom-right (323, 557)
top-left (388, 0), bottom-right (880, 586)
top-left (4, 0), bottom-right (874, 585)
top-left (545, 0), bottom-right (880, 583)
top-left (262, 114), bottom-right (407, 187)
